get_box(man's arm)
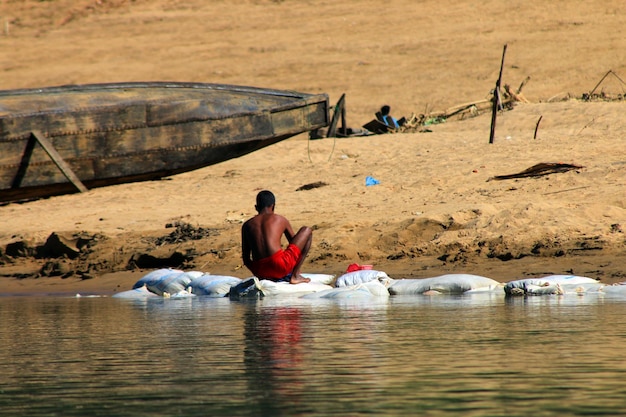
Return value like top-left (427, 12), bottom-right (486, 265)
top-left (241, 225), bottom-right (253, 269)
top-left (281, 216), bottom-right (297, 244)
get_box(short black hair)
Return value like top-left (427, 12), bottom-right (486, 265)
top-left (380, 105), bottom-right (391, 115)
top-left (256, 190), bottom-right (275, 209)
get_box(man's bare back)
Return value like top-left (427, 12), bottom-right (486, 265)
top-left (242, 190), bottom-right (312, 284)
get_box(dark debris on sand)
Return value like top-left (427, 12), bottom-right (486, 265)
top-left (153, 222), bottom-right (219, 246)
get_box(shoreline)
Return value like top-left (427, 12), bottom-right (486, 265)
top-left (2, 102), bottom-right (625, 294)
top-left (2, 249), bottom-right (623, 296)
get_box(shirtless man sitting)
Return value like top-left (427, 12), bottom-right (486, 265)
top-left (241, 190), bottom-right (312, 284)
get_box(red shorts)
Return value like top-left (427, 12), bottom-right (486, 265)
top-left (249, 244), bottom-right (302, 281)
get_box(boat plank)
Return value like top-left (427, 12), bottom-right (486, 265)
top-left (30, 131), bottom-right (88, 193)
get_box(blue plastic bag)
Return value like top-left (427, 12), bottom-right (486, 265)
top-left (365, 176), bottom-right (380, 186)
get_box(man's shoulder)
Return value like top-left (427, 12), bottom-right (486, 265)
top-left (244, 212), bottom-right (287, 225)
top-left (270, 213), bottom-right (289, 223)
top-left (242, 216), bottom-right (258, 228)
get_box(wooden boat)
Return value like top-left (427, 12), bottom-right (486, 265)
top-left (0, 82), bottom-right (329, 202)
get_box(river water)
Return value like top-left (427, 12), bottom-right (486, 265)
top-left (2, 292), bottom-right (626, 416)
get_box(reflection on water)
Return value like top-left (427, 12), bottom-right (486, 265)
top-left (2, 293), bottom-right (626, 416)
top-left (244, 305), bottom-right (306, 415)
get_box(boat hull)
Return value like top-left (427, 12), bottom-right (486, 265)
top-left (0, 82), bottom-right (329, 202)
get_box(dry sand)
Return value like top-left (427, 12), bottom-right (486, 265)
top-left (0, 0), bottom-right (625, 295)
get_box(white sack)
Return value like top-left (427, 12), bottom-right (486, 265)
top-left (601, 284), bottom-right (626, 296)
top-left (112, 286), bottom-right (159, 299)
top-left (132, 268), bottom-right (183, 289)
top-left (504, 275), bottom-right (598, 296)
top-left (301, 273), bottom-right (335, 285)
top-left (167, 289), bottom-right (196, 298)
top-left (388, 274), bottom-right (502, 295)
top-left (146, 271), bottom-right (203, 296)
top-left (540, 275), bottom-right (598, 285)
top-left (187, 274), bottom-right (242, 297)
top-left (520, 283), bottom-right (562, 296)
top-left (256, 278), bottom-right (333, 297)
top-left (560, 282), bottom-right (605, 294)
top-left (303, 279), bottom-right (390, 299)
top-left (335, 270), bottom-right (390, 287)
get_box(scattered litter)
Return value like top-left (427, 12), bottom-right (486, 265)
top-left (365, 176), bottom-right (380, 186)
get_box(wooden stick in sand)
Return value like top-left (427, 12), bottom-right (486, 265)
top-left (327, 93), bottom-right (345, 138)
top-left (489, 44), bottom-right (507, 144)
top-left (534, 116), bottom-right (543, 139)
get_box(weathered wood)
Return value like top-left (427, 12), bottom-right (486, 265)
top-left (445, 99), bottom-right (490, 114)
top-left (0, 82), bottom-right (329, 202)
top-left (516, 76), bottom-right (531, 94)
top-left (411, 75), bottom-right (529, 125)
top-left (327, 93), bottom-right (345, 138)
top-left (11, 133), bottom-right (37, 189)
top-left (504, 84), bottom-right (530, 103)
top-left (31, 130), bottom-right (88, 193)
top-left (339, 100), bottom-right (347, 136)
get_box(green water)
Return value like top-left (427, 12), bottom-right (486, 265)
top-left (1, 292), bottom-right (626, 416)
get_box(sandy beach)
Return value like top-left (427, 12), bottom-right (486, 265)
top-left (1, 0), bottom-right (625, 295)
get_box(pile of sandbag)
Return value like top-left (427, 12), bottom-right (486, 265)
top-left (113, 267), bottom-right (607, 302)
top-left (114, 269), bottom-right (242, 299)
top-left (113, 269), bottom-right (335, 299)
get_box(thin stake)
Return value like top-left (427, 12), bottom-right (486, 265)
top-left (534, 115), bottom-right (543, 139)
top-left (489, 44), bottom-right (507, 144)
top-left (543, 186), bottom-right (590, 196)
top-left (589, 70), bottom-right (613, 96)
top-left (588, 69), bottom-right (626, 96)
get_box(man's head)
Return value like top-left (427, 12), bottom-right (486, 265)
top-left (380, 105), bottom-right (391, 115)
top-left (255, 190), bottom-right (275, 212)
